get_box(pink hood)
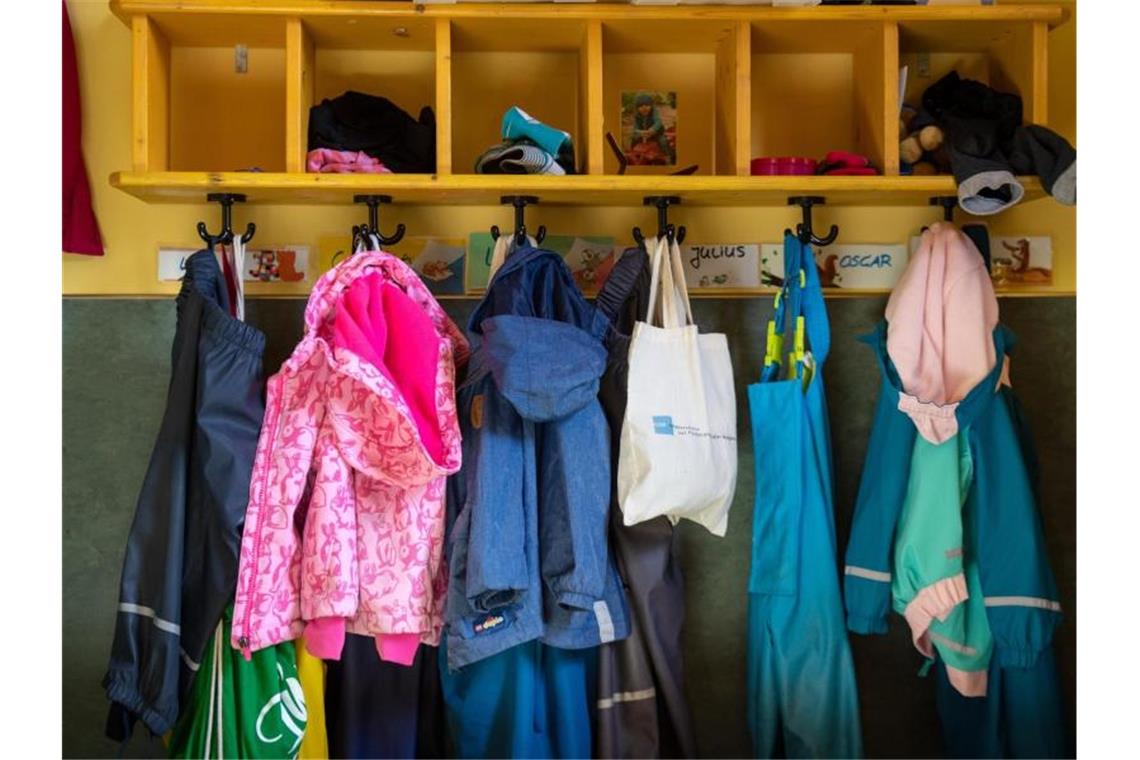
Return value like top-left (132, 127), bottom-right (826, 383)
top-left (885, 222), bottom-right (999, 443)
top-left (231, 251), bottom-right (468, 665)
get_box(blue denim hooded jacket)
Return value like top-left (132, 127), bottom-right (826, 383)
top-left (443, 244), bottom-right (630, 671)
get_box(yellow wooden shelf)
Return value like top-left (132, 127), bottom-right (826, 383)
top-left (110, 1), bottom-right (1065, 31)
top-left (110, 171), bottom-right (1047, 207)
top-left (112, 0), bottom-right (1066, 214)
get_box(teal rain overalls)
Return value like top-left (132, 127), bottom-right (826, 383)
top-left (746, 232), bottom-right (863, 758)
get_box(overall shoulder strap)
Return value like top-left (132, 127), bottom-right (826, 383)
top-left (595, 246), bottom-right (648, 323)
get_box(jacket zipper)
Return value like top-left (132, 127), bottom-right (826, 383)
top-left (238, 373), bottom-right (286, 660)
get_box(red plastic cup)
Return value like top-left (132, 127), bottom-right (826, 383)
top-left (752, 156), bottom-right (818, 175)
top-left (780, 157), bottom-right (818, 175)
top-left (751, 157), bottom-right (779, 175)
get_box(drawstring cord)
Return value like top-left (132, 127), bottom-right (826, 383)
top-left (203, 621), bottom-right (225, 759)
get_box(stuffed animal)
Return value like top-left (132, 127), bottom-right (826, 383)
top-left (899, 106), bottom-right (951, 175)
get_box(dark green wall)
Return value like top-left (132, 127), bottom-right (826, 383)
top-left (63, 296), bottom-right (1075, 759)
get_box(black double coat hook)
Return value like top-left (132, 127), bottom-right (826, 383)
top-left (353, 194), bottom-right (406, 249)
top-left (786, 196), bottom-right (839, 247)
top-left (633, 196), bottom-right (686, 252)
top-left (491, 196), bottom-right (546, 248)
top-left (198, 193), bottom-right (255, 248)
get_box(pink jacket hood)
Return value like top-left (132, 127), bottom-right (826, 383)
top-left (885, 222), bottom-right (1000, 443)
top-left (232, 251), bottom-right (468, 665)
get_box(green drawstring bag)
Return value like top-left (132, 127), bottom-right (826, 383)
top-left (169, 606), bottom-right (307, 759)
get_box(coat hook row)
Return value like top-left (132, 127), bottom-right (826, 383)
top-left (192, 192), bottom-right (854, 258)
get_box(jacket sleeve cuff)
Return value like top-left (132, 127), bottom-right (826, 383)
top-left (847, 612), bottom-right (889, 635)
top-left (553, 590), bottom-right (597, 611)
top-left (843, 572), bottom-right (892, 635)
top-left (470, 588), bottom-right (522, 613)
top-left (375, 633), bottom-right (420, 667)
top-left (303, 617), bottom-right (346, 661)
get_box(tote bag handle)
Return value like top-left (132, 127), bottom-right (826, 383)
top-left (665, 236), bottom-right (695, 328)
top-left (645, 235), bottom-right (694, 329)
top-left (644, 235), bottom-right (666, 326)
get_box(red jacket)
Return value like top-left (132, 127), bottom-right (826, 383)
top-left (63, 1), bottom-right (103, 255)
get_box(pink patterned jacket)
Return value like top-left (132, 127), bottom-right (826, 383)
top-left (231, 251), bottom-right (468, 665)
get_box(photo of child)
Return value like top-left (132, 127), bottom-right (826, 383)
top-left (621, 91), bottom-right (677, 166)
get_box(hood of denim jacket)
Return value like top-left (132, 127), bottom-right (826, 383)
top-left (468, 245), bottom-right (608, 342)
top-left (466, 244), bottom-right (609, 422)
top-left (478, 314), bottom-right (607, 422)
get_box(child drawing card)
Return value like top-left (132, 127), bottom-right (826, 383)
top-left (466, 233), bottom-right (617, 294)
top-left (401, 238), bottom-right (467, 296)
top-left (907, 234), bottom-right (1052, 287)
top-left (157, 246), bottom-right (199, 281)
top-left (680, 244), bottom-right (762, 289)
top-left (317, 236), bottom-right (353, 275)
top-left (760, 242), bottom-right (907, 289)
top-left (621, 91), bottom-right (678, 167)
top-left (465, 232), bottom-right (497, 292)
top-left (245, 247), bottom-right (309, 282)
top-left (158, 245), bottom-right (309, 283)
top-left (818, 244), bottom-right (907, 289)
top-left (563, 237), bottom-right (617, 294)
top-left (315, 236), bottom-right (467, 294)
top-left (991, 236), bottom-right (1053, 286)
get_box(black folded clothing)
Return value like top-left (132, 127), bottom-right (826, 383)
top-left (308, 90), bottom-right (436, 174)
top-left (922, 71), bottom-right (1075, 215)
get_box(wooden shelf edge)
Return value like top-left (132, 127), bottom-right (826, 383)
top-left (109, 171), bottom-right (1049, 207)
top-left (109, 0), bottom-right (1067, 28)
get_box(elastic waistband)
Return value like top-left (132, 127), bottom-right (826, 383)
top-left (178, 250), bottom-right (266, 355)
top-left (181, 249), bottom-right (228, 302)
top-left (200, 296), bottom-right (266, 355)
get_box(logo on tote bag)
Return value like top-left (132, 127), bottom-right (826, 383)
top-left (652, 416), bottom-right (675, 435)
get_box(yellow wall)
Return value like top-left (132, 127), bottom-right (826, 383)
top-left (62, 0), bottom-right (1076, 297)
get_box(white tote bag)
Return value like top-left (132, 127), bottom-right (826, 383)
top-left (617, 236), bottom-right (738, 536)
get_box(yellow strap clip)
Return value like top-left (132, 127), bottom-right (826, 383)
top-left (790, 316), bottom-right (808, 383)
top-left (794, 315), bottom-right (806, 362)
top-left (764, 321), bottom-right (783, 367)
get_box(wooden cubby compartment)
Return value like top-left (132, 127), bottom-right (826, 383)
top-left (133, 13), bottom-right (288, 172)
top-left (447, 18), bottom-right (595, 176)
top-left (291, 15), bottom-right (439, 173)
top-left (898, 18), bottom-right (1048, 136)
top-left (751, 20), bottom-right (897, 176)
top-left (601, 19), bottom-right (749, 177)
